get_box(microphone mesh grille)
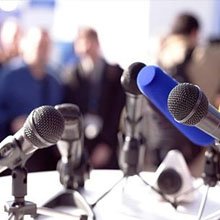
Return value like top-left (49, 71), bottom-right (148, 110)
top-left (168, 83), bottom-right (208, 125)
top-left (24, 105), bottom-right (64, 147)
top-left (121, 62), bottom-right (145, 95)
top-left (55, 103), bottom-right (82, 141)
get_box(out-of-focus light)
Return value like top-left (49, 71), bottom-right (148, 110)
top-left (0, 0), bottom-right (21, 12)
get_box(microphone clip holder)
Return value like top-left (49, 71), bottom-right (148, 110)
top-left (57, 152), bottom-right (91, 189)
top-left (4, 166), bottom-right (37, 220)
top-left (118, 133), bottom-right (145, 176)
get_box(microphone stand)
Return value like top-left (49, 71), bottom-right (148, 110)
top-left (4, 165), bottom-right (82, 220)
top-left (90, 134), bottom-right (144, 208)
top-left (196, 141), bottom-right (220, 220)
top-left (91, 131), bottom-right (177, 209)
top-left (38, 152), bottom-right (95, 220)
top-left (4, 166), bottom-right (37, 220)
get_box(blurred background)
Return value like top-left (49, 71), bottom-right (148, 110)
top-left (0, 0), bottom-right (219, 69)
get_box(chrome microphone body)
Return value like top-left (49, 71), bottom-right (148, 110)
top-left (119, 62), bottom-right (146, 176)
top-left (0, 105), bottom-right (65, 173)
top-left (56, 103), bottom-right (83, 166)
top-left (55, 103), bottom-right (90, 189)
top-left (124, 92), bottom-right (143, 139)
top-left (196, 105), bottom-right (220, 140)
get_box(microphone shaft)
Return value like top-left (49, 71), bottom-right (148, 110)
top-left (125, 93), bottom-right (143, 139)
top-left (58, 139), bottom-right (82, 165)
top-left (0, 134), bottom-right (31, 171)
top-left (196, 105), bottom-right (220, 140)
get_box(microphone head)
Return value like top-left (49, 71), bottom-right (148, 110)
top-left (55, 103), bottom-right (82, 141)
top-left (23, 105), bottom-right (65, 148)
top-left (121, 62), bottom-right (146, 95)
top-left (136, 65), bottom-right (214, 146)
top-left (168, 83), bottom-right (209, 125)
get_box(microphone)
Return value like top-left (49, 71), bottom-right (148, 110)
top-left (0, 105), bottom-right (65, 173)
top-left (168, 83), bottom-right (220, 141)
top-left (55, 103), bottom-right (90, 189)
top-left (119, 62), bottom-right (146, 175)
top-left (136, 65), bottom-right (214, 146)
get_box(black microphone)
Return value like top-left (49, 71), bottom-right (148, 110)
top-left (0, 105), bottom-right (65, 173)
top-left (119, 62), bottom-right (146, 175)
top-left (55, 103), bottom-right (90, 189)
top-left (168, 83), bottom-right (220, 142)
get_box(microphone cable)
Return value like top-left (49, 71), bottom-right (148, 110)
top-left (197, 185), bottom-right (210, 220)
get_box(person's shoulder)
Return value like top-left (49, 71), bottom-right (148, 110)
top-left (105, 61), bottom-right (123, 81)
top-left (5, 57), bottom-right (24, 71)
top-left (107, 62), bottom-right (123, 71)
top-left (45, 65), bottom-right (61, 81)
top-left (1, 63), bottom-right (27, 80)
top-left (46, 69), bottom-right (62, 85)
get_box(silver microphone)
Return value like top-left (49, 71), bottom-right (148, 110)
top-left (119, 62), bottom-right (146, 175)
top-left (168, 83), bottom-right (220, 140)
top-left (55, 103), bottom-right (90, 189)
top-left (120, 62), bottom-right (146, 139)
top-left (0, 105), bottom-right (65, 172)
top-left (55, 103), bottom-right (83, 165)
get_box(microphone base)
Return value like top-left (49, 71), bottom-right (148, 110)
top-left (5, 166), bottom-right (37, 220)
top-left (37, 189), bottom-right (95, 220)
top-left (5, 201), bottom-right (37, 220)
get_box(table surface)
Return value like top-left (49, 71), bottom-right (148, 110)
top-left (0, 169), bottom-right (219, 220)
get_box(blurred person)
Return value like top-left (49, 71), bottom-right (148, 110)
top-left (62, 26), bottom-right (125, 169)
top-left (188, 38), bottom-right (220, 109)
top-left (157, 12), bottom-right (200, 82)
top-left (143, 13), bottom-right (204, 176)
top-left (0, 17), bottom-right (23, 71)
top-left (0, 27), bottom-right (64, 173)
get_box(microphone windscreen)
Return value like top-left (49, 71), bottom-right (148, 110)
top-left (55, 103), bottom-right (82, 141)
top-left (137, 65), bottom-right (214, 146)
top-left (24, 105), bottom-right (65, 147)
top-left (168, 83), bottom-right (209, 125)
top-left (121, 62), bottom-right (146, 95)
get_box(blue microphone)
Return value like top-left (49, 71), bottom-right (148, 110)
top-left (136, 65), bottom-right (214, 146)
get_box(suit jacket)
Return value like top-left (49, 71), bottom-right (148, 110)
top-left (63, 59), bottom-right (126, 168)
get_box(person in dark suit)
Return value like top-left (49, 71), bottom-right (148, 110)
top-left (62, 26), bottom-right (125, 169)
